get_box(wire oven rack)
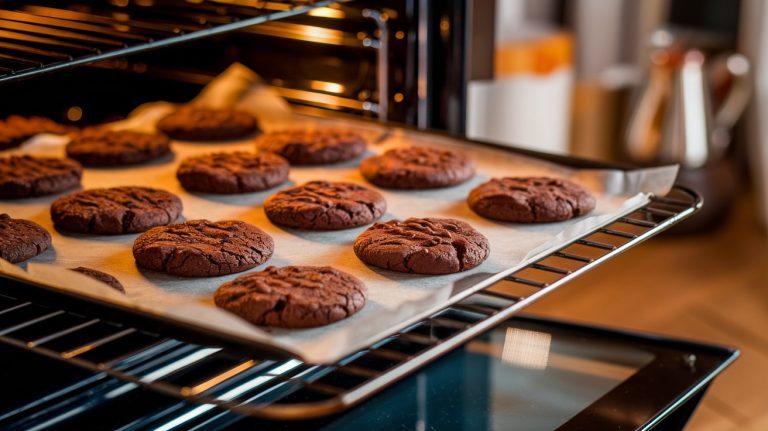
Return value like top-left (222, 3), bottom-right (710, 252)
top-left (0, 186), bottom-right (700, 426)
top-left (0, 0), bottom-right (347, 84)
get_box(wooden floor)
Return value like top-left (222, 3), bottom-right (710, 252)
top-left (526, 190), bottom-right (768, 430)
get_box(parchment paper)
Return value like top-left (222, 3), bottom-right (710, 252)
top-left (0, 65), bottom-right (678, 364)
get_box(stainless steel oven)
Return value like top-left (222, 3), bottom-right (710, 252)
top-left (0, 1), bottom-right (737, 429)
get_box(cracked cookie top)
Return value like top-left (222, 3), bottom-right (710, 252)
top-left (66, 129), bottom-right (171, 167)
top-left (133, 219), bottom-right (274, 277)
top-left (156, 107), bottom-right (259, 141)
top-left (50, 186), bottom-right (182, 234)
top-left (255, 129), bottom-right (367, 165)
top-left (468, 177), bottom-right (596, 223)
top-left (214, 265), bottom-right (366, 328)
top-left (264, 180), bottom-right (386, 230)
top-left (0, 155), bottom-right (82, 199)
top-left (353, 217), bottom-right (489, 274)
top-left (177, 151), bottom-right (289, 194)
top-left (0, 213), bottom-right (51, 263)
top-left (360, 146), bottom-right (475, 189)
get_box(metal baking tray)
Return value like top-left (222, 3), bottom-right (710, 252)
top-left (0, 99), bottom-right (678, 365)
top-left (0, 130), bottom-right (701, 418)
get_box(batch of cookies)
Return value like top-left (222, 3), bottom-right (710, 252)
top-left (0, 108), bottom-right (597, 330)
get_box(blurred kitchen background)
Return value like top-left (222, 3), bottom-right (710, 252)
top-left (469, 0), bottom-right (767, 234)
top-left (471, 1), bottom-right (768, 430)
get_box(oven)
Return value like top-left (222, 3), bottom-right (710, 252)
top-left (0, 0), bottom-right (494, 133)
top-left (0, 1), bottom-right (737, 429)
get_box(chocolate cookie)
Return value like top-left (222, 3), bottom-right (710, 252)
top-left (0, 155), bottom-right (83, 199)
top-left (255, 129), bottom-right (367, 165)
top-left (50, 186), bottom-right (182, 234)
top-left (354, 217), bottom-right (490, 275)
top-left (132, 219), bottom-right (273, 277)
top-left (468, 177), bottom-right (597, 223)
top-left (0, 115), bottom-right (75, 150)
top-left (70, 266), bottom-right (125, 293)
top-left (0, 214), bottom-right (51, 263)
top-left (264, 181), bottom-right (386, 230)
top-left (156, 107), bottom-right (258, 141)
top-left (66, 129), bottom-right (171, 166)
top-left (214, 265), bottom-right (366, 328)
top-left (360, 146), bottom-right (475, 189)
top-left (177, 151), bottom-right (289, 194)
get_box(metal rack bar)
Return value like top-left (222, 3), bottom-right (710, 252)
top-left (531, 262), bottom-right (572, 274)
top-left (0, 0), bottom-right (345, 84)
top-left (0, 185), bottom-right (701, 425)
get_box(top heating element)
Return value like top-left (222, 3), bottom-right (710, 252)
top-left (0, 0), bottom-right (344, 83)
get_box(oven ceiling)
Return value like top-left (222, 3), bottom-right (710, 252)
top-left (0, 0), bottom-right (344, 84)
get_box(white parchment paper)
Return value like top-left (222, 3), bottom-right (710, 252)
top-left (0, 65), bottom-right (678, 363)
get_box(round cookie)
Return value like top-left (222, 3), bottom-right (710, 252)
top-left (468, 177), bottom-right (597, 223)
top-left (214, 265), bottom-right (367, 328)
top-left (264, 181), bottom-right (386, 230)
top-left (156, 107), bottom-right (258, 141)
top-left (66, 129), bottom-right (171, 166)
top-left (177, 151), bottom-right (289, 194)
top-left (132, 219), bottom-right (273, 277)
top-left (70, 266), bottom-right (125, 293)
top-left (255, 129), bottom-right (367, 165)
top-left (50, 186), bottom-right (182, 234)
top-left (0, 155), bottom-right (83, 199)
top-left (0, 214), bottom-right (51, 263)
top-left (0, 115), bottom-right (75, 150)
top-left (360, 146), bottom-right (475, 189)
top-left (354, 217), bottom-right (489, 275)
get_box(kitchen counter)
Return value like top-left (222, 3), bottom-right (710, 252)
top-left (529, 189), bottom-right (768, 430)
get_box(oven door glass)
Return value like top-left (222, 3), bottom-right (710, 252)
top-left (0, 314), bottom-right (734, 431)
top-left (290, 320), bottom-right (654, 431)
top-left (222, 317), bottom-right (734, 431)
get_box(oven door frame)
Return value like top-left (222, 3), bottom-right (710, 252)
top-left (0, 308), bottom-right (736, 430)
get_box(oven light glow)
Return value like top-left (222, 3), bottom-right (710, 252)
top-left (308, 7), bottom-right (346, 19)
top-left (241, 21), bottom-right (346, 45)
top-left (66, 106), bottom-right (83, 122)
top-left (213, 0), bottom-right (290, 11)
top-left (298, 25), bottom-right (343, 43)
top-left (184, 360), bottom-right (256, 396)
top-left (501, 328), bottom-right (551, 369)
top-left (310, 80), bottom-right (345, 94)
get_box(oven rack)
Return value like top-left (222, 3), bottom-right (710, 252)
top-left (0, 186), bottom-right (700, 426)
top-left (0, 0), bottom-right (347, 84)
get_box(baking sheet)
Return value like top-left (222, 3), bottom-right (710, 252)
top-left (0, 65), bottom-right (678, 364)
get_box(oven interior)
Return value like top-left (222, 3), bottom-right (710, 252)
top-left (0, 0), bottom-right (485, 131)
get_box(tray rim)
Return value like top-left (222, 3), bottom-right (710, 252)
top-left (0, 123), bottom-right (678, 364)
